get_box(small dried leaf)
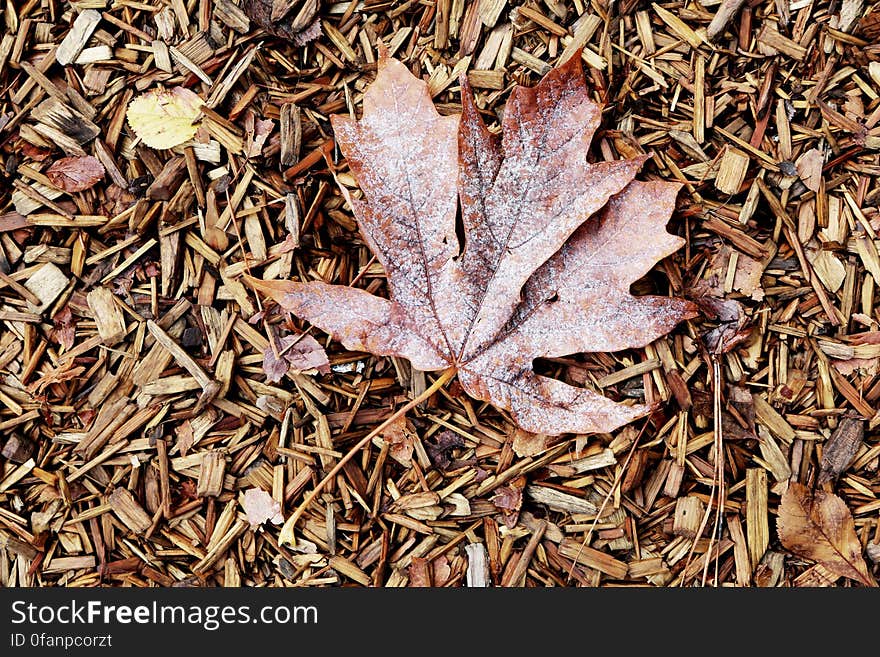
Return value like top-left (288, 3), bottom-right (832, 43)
top-left (720, 384), bottom-right (757, 440)
top-left (174, 420), bottom-right (194, 457)
top-left (21, 142), bottom-right (53, 161)
top-left (255, 394), bottom-right (285, 420)
top-left (262, 333), bottom-right (330, 382)
top-left (127, 87), bottom-right (205, 150)
top-left (241, 487), bottom-right (284, 529)
top-left (245, 113), bottom-right (274, 158)
top-left (777, 482), bottom-right (875, 586)
top-left (490, 476), bottom-right (525, 528)
top-left (283, 334), bottom-right (330, 374)
top-left (381, 415), bottom-right (414, 467)
top-left (52, 305), bottom-right (77, 350)
top-left (511, 428), bottom-right (555, 457)
top-left (261, 346), bottom-right (290, 383)
top-left (425, 430), bottom-right (465, 470)
top-left (694, 295), bottom-right (752, 354)
top-left (46, 155), bottom-right (105, 193)
top-left (795, 148), bottom-right (824, 192)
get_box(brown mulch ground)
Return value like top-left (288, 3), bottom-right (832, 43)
top-left (1, 0), bottom-right (880, 588)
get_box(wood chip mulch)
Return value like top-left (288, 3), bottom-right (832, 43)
top-left (2, 0), bottom-right (880, 587)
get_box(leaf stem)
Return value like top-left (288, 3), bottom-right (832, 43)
top-left (278, 367), bottom-right (457, 545)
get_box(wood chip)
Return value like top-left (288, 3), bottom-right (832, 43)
top-left (86, 287), bottom-right (126, 345)
top-left (56, 10), bottom-right (102, 66)
top-left (109, 487), bottom-right (152, 535)
top-left (715, 148), bottom-right (750, 195)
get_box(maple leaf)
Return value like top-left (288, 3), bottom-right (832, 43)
top-left (246, 51), bottom-right (695, 435)
top-left (46, 155), bottom-right (105, 193)
top-left (778, 482), bottom-right (876, 587)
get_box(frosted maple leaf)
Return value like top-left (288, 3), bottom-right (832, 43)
top-left (247, 51), bottom-right (696, 435)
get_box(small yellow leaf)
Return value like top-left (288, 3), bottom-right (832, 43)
top-left (126, 86), bottom-right (204, 150)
